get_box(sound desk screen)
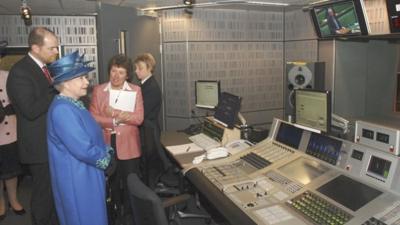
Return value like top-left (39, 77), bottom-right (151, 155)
top-left (306, 132), bottom-right (342, 165)
top-left (275, 122), bottom-right (303, 149)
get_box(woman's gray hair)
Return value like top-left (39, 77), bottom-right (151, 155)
top-left (54, 83), bottom-right (65, 92)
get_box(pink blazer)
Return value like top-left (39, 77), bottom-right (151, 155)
top-left (90, 82), bottom-right (144, 160)
top-left (0, 70), bottom-right (17, 146)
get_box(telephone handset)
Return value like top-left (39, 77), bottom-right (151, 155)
top-left (206, 147), bottom-right (229, 160)
top-left (225, 139), bottom-right (253, 154)
top-left (192, 147), bottom-right (229, 164)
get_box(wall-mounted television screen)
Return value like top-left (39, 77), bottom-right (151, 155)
top-left (310, 0), bottom-right (369, 38)
top-left (386, 0), bottom-right (400, 33)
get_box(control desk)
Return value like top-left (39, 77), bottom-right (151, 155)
top-left (183, 118), bottom-right (400, 225)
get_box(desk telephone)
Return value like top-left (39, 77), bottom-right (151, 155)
top-left (192, 139), bottom-right (253, 164)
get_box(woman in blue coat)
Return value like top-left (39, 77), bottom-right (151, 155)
top-left (47, 51), bottom-right (113, 225)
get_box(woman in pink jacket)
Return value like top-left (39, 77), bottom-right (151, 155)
top-left (89, 54), bottom-right (144, 221)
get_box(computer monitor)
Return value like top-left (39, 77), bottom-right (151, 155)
top-left (213, 92), bottom-right (241, 129)
top-left (310, 0), bottom-right (369, 38)
top-left (195, 80), bottom-right (220, 109)
top-left (294, 89), bottom-right (331, 133)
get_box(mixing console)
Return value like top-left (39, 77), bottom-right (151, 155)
top-left (187, 118), bottom-right (400, 225)
top-left (240, 152), bottom-right (271, 169)
top-left (202, 162), bottom-right (254, 190)
top-left (362, 217), bottom-right (388, 225)
top-left (200, 139), bottom-right (296, 189)
top-left (252, 140), bottom-right (294, 163)
top-left (287, 191), bottom-right (353, 225)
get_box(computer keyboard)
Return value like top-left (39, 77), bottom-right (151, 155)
top-left (189, 133), bottom-right (221, 150)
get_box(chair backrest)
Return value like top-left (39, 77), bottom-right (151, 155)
top-left (127, 173), bottom-right (169, 225)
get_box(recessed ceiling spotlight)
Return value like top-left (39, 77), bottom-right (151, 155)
top-left (183, 0), bottom-right (194, 6)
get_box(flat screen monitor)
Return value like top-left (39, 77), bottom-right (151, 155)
top-left (195, 80), bottom-right (220, 109)
top-left (306, 132), bottom-right (342, 165)
top-left (294, 89), bottom-right (331, 133)
top-left (213, 92), bottom-right (241, 129)
top-left (367, 155), bottom-right (392, 179)
top-left (275, 122), bottom-right (303, 149)
top-left (310, 0), bottom-right (369, 38)
top-left (386, 0), bottom-right (400, 33)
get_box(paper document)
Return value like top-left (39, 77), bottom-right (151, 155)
top-left (165, 143), bottom-right (204, 155)
top-left (109, 90), bottom-right (137, 112)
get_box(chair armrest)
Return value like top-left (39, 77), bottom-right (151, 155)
top-left (162, 193), bottom-right (191, 208)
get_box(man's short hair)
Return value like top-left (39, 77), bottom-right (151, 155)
top-left (28, 27), bottom-right (56, 49)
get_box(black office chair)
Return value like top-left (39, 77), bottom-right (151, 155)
top-left (127, 173), bottom-right (210, 225)
top-left (140, 121), bottom-right (211, 223)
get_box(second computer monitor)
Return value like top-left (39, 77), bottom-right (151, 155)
top-left (195, 80), bottom-right (221, 109)
top-left (295, 89), bottom-right (331, 133)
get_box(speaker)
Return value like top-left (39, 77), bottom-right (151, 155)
top-left (284, 61), bottom-right (325, 118)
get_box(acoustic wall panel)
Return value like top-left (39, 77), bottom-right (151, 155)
top-left (285, 40), bottom-right (318, 63)
top-left (162, 8), bottom-right (284, 42)
top-left (163, 43), bottom-right (190, 117)
top-left (163, 41), bottom-right (284, 119)
top-left (284, 9), bottom-right (318, 41)
top-left (160, 8), bottom-right (330, 130)
top-left (0, 15), bottom-right (98, 84)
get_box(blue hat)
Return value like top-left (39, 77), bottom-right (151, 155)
top-left (49, 50), bottom-right (94, 85)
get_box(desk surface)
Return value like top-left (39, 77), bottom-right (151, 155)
top-left (161, 131), bottom-right (205, 168)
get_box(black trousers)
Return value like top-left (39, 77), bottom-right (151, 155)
top-left (109, 133), bottom-right (140, 219)
top-left (29, 163), bottom-right (59, 225)
top-left (140, 126), bottom-right (163, 189)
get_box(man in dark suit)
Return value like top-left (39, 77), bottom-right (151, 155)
top-left (6, 27), bottom-right (59, 225)
top-left (134, 53), bottom-right (163, 188)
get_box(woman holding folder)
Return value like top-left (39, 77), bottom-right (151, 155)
top-left (90, 54), bottom-right (144, 223)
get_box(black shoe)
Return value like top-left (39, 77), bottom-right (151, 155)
top-left (9, 204), bottom-right (26, 215)
top-left (0, 213), bottom-right (6, 221)
top-left (12, 208), bottom-right (26, 215)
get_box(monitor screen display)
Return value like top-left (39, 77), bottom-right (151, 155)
top-left (295, 89), bottom-right (331, 133)
top-left (367, 156), bottom-right (392, 179)
top-left (195, 80), bottom-right (220, 109)
top-left (311, 0), bottom-right (369, 38)
top-left (213, 92), bottom-right (241, 128)
top-left (306, 132), bottom-right (342, 165)
top-left (275, 122), bottom-right (303, 149)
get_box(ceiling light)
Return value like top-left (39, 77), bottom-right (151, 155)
top-left (247, 1), bottom-right (289, 6)
top-left (20, 0), bottom-right (32, 26)
top-left (183, 0), bottom-right (194, 6)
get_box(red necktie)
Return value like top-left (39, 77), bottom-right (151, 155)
top-left (42, 66), bottom-right (53, 83)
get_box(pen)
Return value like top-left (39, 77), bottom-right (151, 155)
top-left (114, 90), bottom-right (122, 104)
top-left (186, 146), bottom-right (191, 152)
